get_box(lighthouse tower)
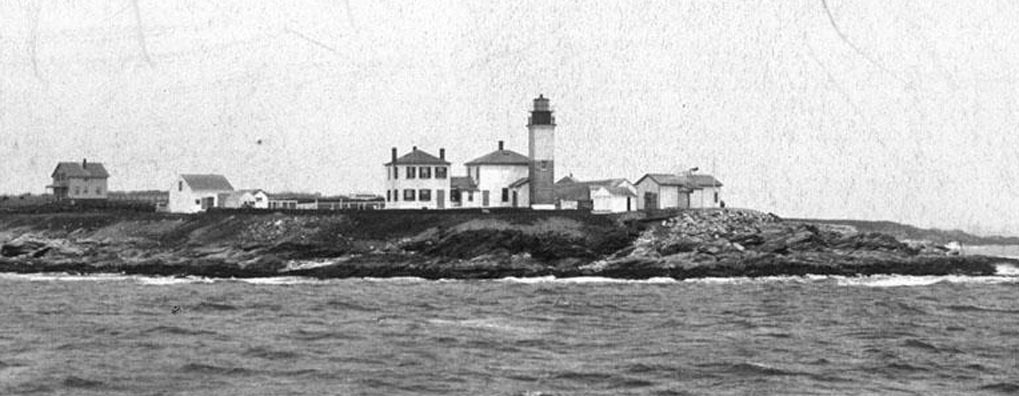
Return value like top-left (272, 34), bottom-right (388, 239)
top-left (528, 94), bottom-right (556, 208)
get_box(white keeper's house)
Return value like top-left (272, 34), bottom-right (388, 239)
top-left (383, 147), bottom-right (451, 209)
top-left (462, 140), bottom-right (531, 208)
top-left (47, 159), bottom-right (109, 201)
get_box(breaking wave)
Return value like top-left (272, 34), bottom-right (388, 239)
top-left (2, 262), bottom-right (1016, 287)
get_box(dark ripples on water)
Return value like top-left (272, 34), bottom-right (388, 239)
top-left (0, 274), bottom-right (1017, 395)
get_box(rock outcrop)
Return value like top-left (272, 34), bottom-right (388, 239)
top-left (0, 209), bottom-right (1013, 279)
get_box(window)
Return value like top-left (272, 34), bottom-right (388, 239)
top-left (386, 191), bottom-right (391, 202)
top-left (74, 187), bottom-right (79, 195)
top-left (419, 189), bottom-right (431, 201)
top-left (392, 189), bottom-right (398, 202)
top-left (403, 189), bottom-right (416, 201)
top-left (714, 191), bottom-right (719, 203)
top-left (450, 189), bottom-right (461, 202)
top-left (195, 199), bottom-right (200, 205)
top-left (501, 188), bottom-right (509, 202)
top-left (435, 167), bottom-right (447, 179)
top-left (468, 191), bottom-right (474, 202)
top-left (419, 166), bottom-right (431, 179)
top-left (96, 187), bottom-right (102, 195)
top-left (538, 160), bottom-right (551, 171)
top-left (394, 166), bottom-right (399, 179)
top-left (474, 167), bottom-right (480, 183)
top-left (178, 181), bottom-right (183, 191)
top-left (407, 167), bottom-right (416, 179)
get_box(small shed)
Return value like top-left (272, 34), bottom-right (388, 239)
top-left (635, 173), bottom-right (723, 210)
top-left (168, 174), bottom-right (234, 213)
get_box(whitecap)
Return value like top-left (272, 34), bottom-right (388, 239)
top-left (995, 263), bottom-right (1019, 276)
top-left (683, 276), bottom-right (813, 285)
top-left (495, 276), bottom-right (678, 284)
top-left (360, 276), bottom-right (430, 282)
top-left (495, 276), bottom-right (558, 284)
top-left (427, 317), bottom-right (539, 334)
top-left (232, 277), bottom-right (320, 285)
top-left (834, 275), bottom-right (1019, 287)
top-left (0, 272), bottom-right (130, 282)
top-left (134, 275), bottom-right (217, 286)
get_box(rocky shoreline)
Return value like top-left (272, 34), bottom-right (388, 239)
top-left (0, 209), bottom-right (1015, 279)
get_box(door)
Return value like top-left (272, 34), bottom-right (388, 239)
top-left (512, 191), bottom-right (518, 207)
top-left (201, 197), bottom-right (215, 210)
top-left (436, 189), bottom-right (445, 209)
top-left (644, 192), bottom-right (658, 210)
top-left (482, 191), bottom-right (490, 207)
top-left (626, 197), bottom-right (631, 212)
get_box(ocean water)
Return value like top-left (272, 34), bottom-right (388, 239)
top-left (1, 269), bottom-right (1018, 395)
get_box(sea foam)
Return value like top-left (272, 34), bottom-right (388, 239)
top-left (995, 263), bottom-right (1019, 276)
top-left (496, 276), bottom-right (678, 284)
top-left (232, 277), bottom-right (322, 285)
top-left (834, 275), bottom-right (1019, 287)
top-left (134, 275), bottom-right (217, 285)
top-left (0, 272), bottom-right (129, 282)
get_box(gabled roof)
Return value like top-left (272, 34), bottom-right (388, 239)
top-left (465, 149), bottom-right (531, 166)
top-left (181, 174), bottom-right (234, 191)
top-left (636, 173), bottom-right (723, 188)
top-left (557, 180), bottom-right (637, 201)
top-left (451, 176), bottom-right (479, 191)
top-left (556, 175), bottom-right (580, 184)
top-left (221, 189), bottom-right (266, 200)
top-left (580, 178), bottom-right (630, 188)
top-left (385, 149), bottom-right (450, 166)
top-left (52, 162), bottom-right (110, 178)
top-left (509, 177), bottom-right (530, 188)
top-left (555, 183), bottom-right (593, 201)
top-left (593, 185), bottom-right (638, 197)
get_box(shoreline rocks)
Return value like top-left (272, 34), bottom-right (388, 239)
top-left (0, 209), bottom-right (1015, 280)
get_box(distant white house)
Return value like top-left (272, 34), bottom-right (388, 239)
top-left (47, 159), bottom-right (110, 201)
top-left (218, 189), bottom-right (269, 209)
top-left (635, 173), bottom-right (723, 210)
top-left (555, 178), bottom-right (637, 213)
top-left (463, 141), bottom-right (531, 208)
top-left (168, 174), bottom-right (234, 213)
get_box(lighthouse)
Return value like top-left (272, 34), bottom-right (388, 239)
top-left (528, 94), bottom-right (556, 208)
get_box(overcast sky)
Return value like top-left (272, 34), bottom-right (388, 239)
top-left (1, 1), bottom-right (1017, 235)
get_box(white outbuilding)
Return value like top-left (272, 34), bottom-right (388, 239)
top-left (218, 189), bottom-right (269, 209)
top-left (635, 173), bottom-right (723, 210)
top-left (168, 174), bottom-right (234, 213)
top-left (555, 178), bottom-right (637, 213)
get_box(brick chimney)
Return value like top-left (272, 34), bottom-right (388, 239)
top-left (391, 147), bottom-right (397, 163)
top-left (498, 141), bottom-right (504, 151)
top-left (439, 148), bottom-right (445, 160)
top-left (82, 158), bottom-right (87, 169)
